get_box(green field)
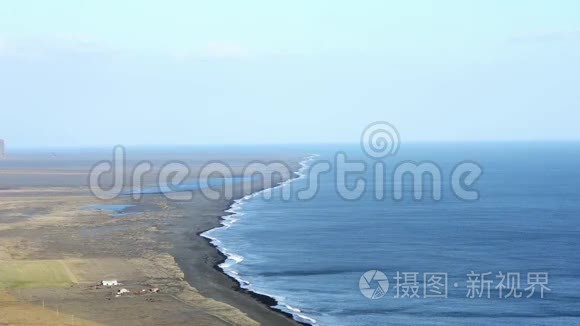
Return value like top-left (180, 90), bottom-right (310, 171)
top-left (0, 260), bottom-right (75, 288)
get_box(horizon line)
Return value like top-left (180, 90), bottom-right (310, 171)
top-left (5, 139), bottom-right (580, 151)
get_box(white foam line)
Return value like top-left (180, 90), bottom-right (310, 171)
top-left (201, 154), bottom-right (319, 325)
top-left (297, 314), bottom-right (318, 324)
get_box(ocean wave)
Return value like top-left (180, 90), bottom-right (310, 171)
top-left (277, 303), bottom-right (318, 325)
top-left (297, 313), bottom-right (318, 325)
top-left (201, 153), bottom-right (319, 325)
top-left (219, 251), bottom-right (244, 268)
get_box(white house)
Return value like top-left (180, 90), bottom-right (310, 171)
top-left (101, 280), bottom-right (118, 286)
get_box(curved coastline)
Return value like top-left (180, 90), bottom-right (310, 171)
top-left (201, 154), bottom-right (319, 325)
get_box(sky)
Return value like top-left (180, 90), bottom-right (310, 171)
top-left (1, 0), bottom-right (579, 147)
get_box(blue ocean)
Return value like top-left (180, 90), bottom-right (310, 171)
top-left (204, 143), bottom-right (580, 325)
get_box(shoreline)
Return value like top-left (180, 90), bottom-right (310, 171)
top-left (0, 150), bottom-right (315, 325)
top-left (200, 155), bottom-right (318, 325)
top-left (200, 227), bottom-right (309, 325)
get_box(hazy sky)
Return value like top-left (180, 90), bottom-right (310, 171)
top-left (1, 0), bottom-right (579, 147)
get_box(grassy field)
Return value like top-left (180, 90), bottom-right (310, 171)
top-left (0, 260), bottom-right (75, 288)
top-left (0, 290), bottom-right (101, 325)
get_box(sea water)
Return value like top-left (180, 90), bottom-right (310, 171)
top-left (203, 143), bottom-right (580, 325)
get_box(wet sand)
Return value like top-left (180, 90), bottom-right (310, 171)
top-left (0, 148), bottom-right (304, 325)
